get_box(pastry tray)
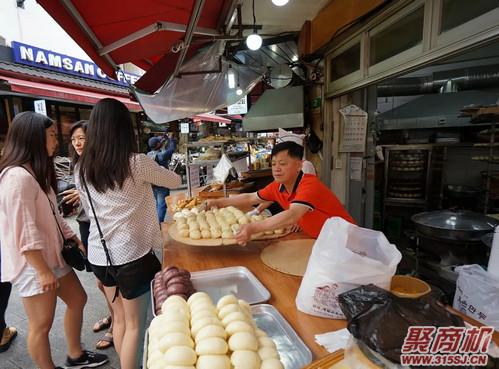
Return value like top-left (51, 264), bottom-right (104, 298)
top-left (250, 304), bottom-right (312, 369)
top-left (151, 266), bottom-right (270, 316)
top-left (168, 223), bottom-right (291, 246)
top-left (143, 303), bottom-right (312, 369)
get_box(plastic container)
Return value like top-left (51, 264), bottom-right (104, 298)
top-left (390, 275), bottom-right (431, 298)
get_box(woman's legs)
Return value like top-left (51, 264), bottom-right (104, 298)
top-left (102, 286), bottom-right (124, 355)
top-left (0, 281), bottom-right (12, 333)
top-left (56, 270), bottom-right (87, 359)
top-left (0, 281), bottom-right (17, 352)
top-left (22, 290), bottom-right (57, 369)
top-left (120, 291), bottom-right (150, 369)
top-left (102, 286), bottom-right (149, 369)
top-left (95, 279), bottom-right (114, 349)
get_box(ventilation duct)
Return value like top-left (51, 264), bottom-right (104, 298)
top-left (378, 65), bottom-right (499, 97)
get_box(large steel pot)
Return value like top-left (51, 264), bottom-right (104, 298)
top-left (411, 210), bottom-right (499, 242)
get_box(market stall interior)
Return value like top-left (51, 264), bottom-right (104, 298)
top-left (375, 37), bottom-right (499, 298)
top-left (36, 1), bottom-right (499, 368)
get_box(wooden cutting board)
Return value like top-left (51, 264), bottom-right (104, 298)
top-left (168, 223), bottom-right (291, 246)
top-left (260, 239), bottom-right (315, 276)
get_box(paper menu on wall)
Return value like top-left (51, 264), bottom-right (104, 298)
top-left (339, 104), bottom-right (368, 153)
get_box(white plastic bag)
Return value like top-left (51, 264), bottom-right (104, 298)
top-left (295, 217), bottom-right (402, 319)
top-left (213, 154), bottom-right (233, 183)
top-left (453, 264), bottom-right (499, 331)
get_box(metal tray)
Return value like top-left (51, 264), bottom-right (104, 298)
top-left (143, 304), bottom-right (312, 369)
top-left (151, 266), bottom-right (270, 316)
top-left (251, 304), bottom-right (312, 369)
top-left (190, 266), bottom-right (271, 305)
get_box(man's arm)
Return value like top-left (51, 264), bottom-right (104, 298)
top-left (235, 204), bottom-right (309, 245)
top-left (207, 192), bottom-right (265, 209)
top-left (158, 138), bottom-right (177, 164)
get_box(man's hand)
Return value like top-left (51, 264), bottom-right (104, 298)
top-left (37, 270), bottom-right (59, 292)
top-left (289, 224), bottom-right (302, 233)
top-left (235, 223), bottom-right (253, 246)
top-left (206, 199), bottom-right (221, 210)
top-left (61, 189), bottom-right (80, 206)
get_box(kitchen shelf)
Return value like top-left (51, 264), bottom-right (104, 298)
top-left (186, 139), bottom-right (254, 197)
top-left (190, 159), bottom-right (221, 166)
top-left (187, 140), bottom-right (235, 148)
top-left (473, 143), bottom-right (499, 147)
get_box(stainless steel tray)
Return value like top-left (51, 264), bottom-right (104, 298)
top-left (190, 266), bottom-right (271, 305)
top-left (251, 304), bottom-right (312, 369)
top-left (151, 266), bottom-right (270, 316)
top-left (143, 304), bottom-right (312, 369)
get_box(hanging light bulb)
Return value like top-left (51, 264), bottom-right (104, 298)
top-left (236, 86), bottom-right (243, 96)
top-left (246, 33), bottom-right (262, 51)
top-left (272, 0), bottom-right (289, 6)
top-left (227, 65), bottom-right (236, 89)
top-left (246, 0), bottom-right (263, 51)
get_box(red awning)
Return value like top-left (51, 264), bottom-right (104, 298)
top-left (0, 75), bottom-right (141, 112)
top-left (37, 0), bottom-right (235, 93)
top-left (192, 113), bottom-right (231, 124)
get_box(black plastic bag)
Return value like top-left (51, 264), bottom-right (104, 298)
top-left (338, 284), bottom-right (464, 364)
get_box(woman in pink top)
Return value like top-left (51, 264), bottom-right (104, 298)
top-left (0, 112), bottom-right (108, 369)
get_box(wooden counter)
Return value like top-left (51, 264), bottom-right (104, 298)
top-left (161, 223), bottom-right (347, 359)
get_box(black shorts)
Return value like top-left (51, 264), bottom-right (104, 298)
top-left (90, 251), bottom-right (160, 300)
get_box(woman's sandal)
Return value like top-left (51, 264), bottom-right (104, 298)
top-left (95, 330), bottom-right (113, 350)
top-left (92, 316), bottom-right (112, 333)
top-left (0, 327), bottom-right (18, 353)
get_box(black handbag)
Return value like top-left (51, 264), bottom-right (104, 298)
top-left (21, 167), bottom-right (87, 271)
top-left (82, 177), bottom-right (161, 300)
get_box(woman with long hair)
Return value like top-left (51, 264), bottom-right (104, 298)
top-left (63, 120), bottom-right (114, 350)
top-left (76, 98), bottom-right (181, 369)
top-left (0, 111), bottom-right (108, 369)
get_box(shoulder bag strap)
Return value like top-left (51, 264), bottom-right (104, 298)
top-left (20, 166), bottom-right (67, 243)
top-left (81, 175), bottom-right (114, 267)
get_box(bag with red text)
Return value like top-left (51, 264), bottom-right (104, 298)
top-left (295, 217), bottom-right (402, 319)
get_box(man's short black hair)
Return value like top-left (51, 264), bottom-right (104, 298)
top-left (271, 141), bottom-right (304, 160)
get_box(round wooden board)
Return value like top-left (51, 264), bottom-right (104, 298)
top-left (168, 223), bottom-right (291, 246)
top-left (260, 239), bottom-right (315, 276)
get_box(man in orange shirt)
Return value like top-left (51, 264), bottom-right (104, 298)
top-left (207, 141), bottom-right (354, 245)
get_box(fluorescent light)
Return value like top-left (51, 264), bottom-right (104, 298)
top-left (227, 66), bottom-right (236, 89)
top-left (272, 0), bottom-right (289, 6)
top-left (246, 33), bottom-right (262, 51)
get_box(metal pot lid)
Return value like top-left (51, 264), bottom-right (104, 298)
top-left (411, 210), bottom-right (499, 232)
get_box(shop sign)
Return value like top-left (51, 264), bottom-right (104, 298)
top-left (11, 41), bottom-right (141, 86)
top-left (206, 165), bottom-right (214, 182)
top-left (34, 99), bottom-right (47, 116)
top-left (227, 96), bottom-right (247, 115)
top-left (188, 164), bottom-right (200, 188)
top-left (180, 122), bottom-right (190, 133)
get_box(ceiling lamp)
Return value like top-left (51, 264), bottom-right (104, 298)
top-left (272, 0), bottom-right (289, 6)
top-left (246, 0), bottom-right (262, 51)
top-left (236, 85), bottom-right (243, 96)
top-left (246, 33), bottom-right (262, 51)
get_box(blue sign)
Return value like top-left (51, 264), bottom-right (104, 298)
top-left (11, 41), bottom-right (141, 86)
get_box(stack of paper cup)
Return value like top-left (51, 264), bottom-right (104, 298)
top-left (488, 226), bottom-right (499, 278)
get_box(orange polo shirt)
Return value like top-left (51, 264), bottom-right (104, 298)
top-left (257, 172), bottom-right (354, 239)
